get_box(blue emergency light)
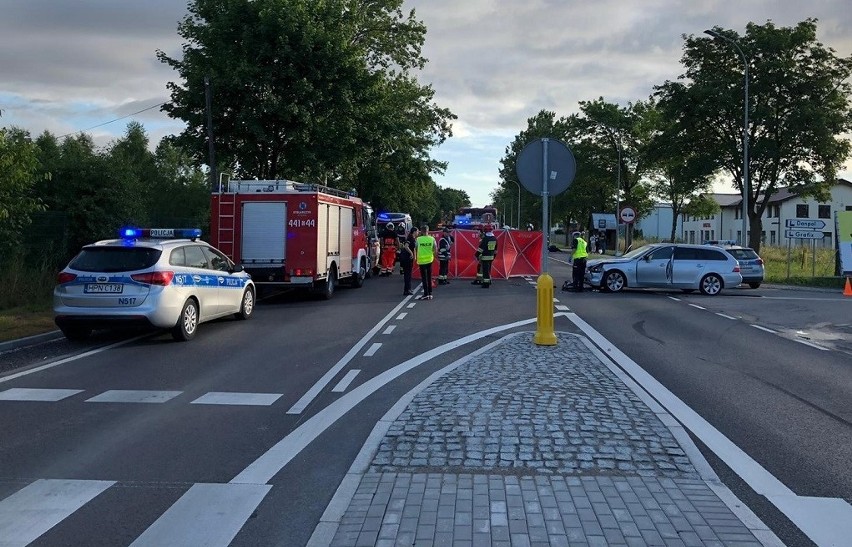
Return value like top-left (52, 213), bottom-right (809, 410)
top-left (120, 228), bottom-right (202, 240)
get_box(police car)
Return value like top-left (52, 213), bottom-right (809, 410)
top-left (54, 228), bottom-right (255, 341)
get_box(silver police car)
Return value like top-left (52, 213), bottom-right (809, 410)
top-left (54, 228), bottom-right (255, 341)
top-left (584, 243), bottom-right (742, 295)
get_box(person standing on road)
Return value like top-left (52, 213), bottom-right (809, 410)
top-left (399, 226), bottom-right (418, 295)
top-left (471, 229), bottom-right (485, 285)
top-left (476, 228), bottom-right (498, 288)
top-left (415, 225), bottom-right (437, 300)
top-left (379, 224), bottom-right (398, 276)
top-left (571, 234), bottom-right (588, 291)
top-left (437, 227), bottom-right (453, 285)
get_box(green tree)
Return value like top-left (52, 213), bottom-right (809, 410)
top-left (656, 19), bottom-right (852, 251)
top-left (149, 138), bottom-right (211, 229)
top-left (0, 127), bottom-right (44, 254)
top-left (646, 117), bottom-right (718, 241)
top-left (157, 0), bottom-right (454, 207)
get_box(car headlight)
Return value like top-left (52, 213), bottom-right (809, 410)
top-left (588, 264), bottom-right (603, 273)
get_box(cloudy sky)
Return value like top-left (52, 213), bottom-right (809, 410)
top-left (2, 1), bottom-right (851, 208)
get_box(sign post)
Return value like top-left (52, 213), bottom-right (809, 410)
top-left (784, 218), bottom-right (826, 280)
top-left (516, 138), bottom-right (576, 346)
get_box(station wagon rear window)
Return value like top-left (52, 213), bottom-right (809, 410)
top-left (69, 247), bottom-right (162, 272)
top-left (726, 248), bottom-right (759, 261)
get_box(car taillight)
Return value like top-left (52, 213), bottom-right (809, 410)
top-left (57, 272), bottom-right (77, 284)
top-left (131, 271), bottom-right (175, 286)
top-left (733, 265), bottom-right (741, 273)
top-left (756, 258), bottom-right (764, 265)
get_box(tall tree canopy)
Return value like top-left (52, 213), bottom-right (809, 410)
top-left (0, 127), bottom-right (44, 255)
top-left (655, 19), bottom-right (852, 251)
top-left (157, 0), bottom-right (455, 211)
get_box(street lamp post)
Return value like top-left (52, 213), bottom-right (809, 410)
top-left (705, 29), bottom-right (749, 246)
top-left (613, 136), bottom-right (622, 256)
top-left (513, 180), bottom-right (521, 229)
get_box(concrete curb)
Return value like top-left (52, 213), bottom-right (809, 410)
top-left (0, 330), bottom-right (63, 354)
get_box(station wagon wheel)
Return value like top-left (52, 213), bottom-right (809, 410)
top-left (172, 298), bottom-right (199, 341)
top-left (604, 271), bottom-right (626, 293)
top-left (748, 282), bottom-right (761, 289)
top-left (236, 288), bottom-right (255, 320)
top-left (699, 274), bottom-right (723, 296)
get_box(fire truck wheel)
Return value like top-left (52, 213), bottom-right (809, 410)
top-left (172, 298), bottom-right (199, 341)
top-left (352, 258), bottom-right (366, 288)
top-left (235, 287), bottom-right (255, 320)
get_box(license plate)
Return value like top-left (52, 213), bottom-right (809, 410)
top-left (84, 283), bottom-right (123, 294)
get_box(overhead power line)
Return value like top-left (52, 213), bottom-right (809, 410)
top-left (58, 102), bottom-right (168, 139)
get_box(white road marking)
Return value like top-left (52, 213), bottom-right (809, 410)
top-left (85, 390), bottom-right (182, 404)
top-left (751, 325), bottom-right (777, 334)
top-left (553, 298), bottom-right (559, 303)
top-left (382, 325), bottom-right (397, 335)
top-left (331, 370), bottom-right (360, 393)
top-left (231, 316), bottom-right (540, 485)
top-left (190, 392), bottom-right (282, 406)
top-left (286, 297), bottom-right (414, 415)
top-left (555, 305), bottom-right (570, 311)
top-left (363, 343), bottom-right (382, 357)
top-left (793, 339), bottom-right (829, 351)
top-left (667, 296), bottom-right (681, 301)
top-left (396, 312), bottom-right (408, 320)
top-left (688, 303), bottom-right (706, 310)
top-left (568, 312), bottom-right (852, 547)
top-left (716, 313), bottom-right (738, 320)
top-left (0, 479), bottom-right (114, 546)
top-left (130, 483), bottom-right (270, 547)
top-left (0, 336), bottom-right (145, 384)
top-left (406, 303), bottom-right (416, 309)
top-left (0, 388), bottom-right (83, 401)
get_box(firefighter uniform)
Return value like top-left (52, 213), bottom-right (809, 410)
top-left (476, 230), bottom-right (498, 288)
top-left (379, 224), bottom-right (398, 276)
top-left (437, 228), bottom-right (452, 284)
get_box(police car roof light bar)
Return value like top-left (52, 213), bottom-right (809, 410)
top-left (121, 228), bottom-right (202, 240)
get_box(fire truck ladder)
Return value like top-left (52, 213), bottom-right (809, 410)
top-left (217, 191), bottom-right (236, 254)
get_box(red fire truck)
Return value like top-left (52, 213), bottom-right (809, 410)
top-left (210, 180), bottom-right (373, 299)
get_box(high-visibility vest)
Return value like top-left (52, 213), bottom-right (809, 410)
top-left (573, 238), bottom-right (588, 260)
top-left (415, 235), bottom-right (436, 265)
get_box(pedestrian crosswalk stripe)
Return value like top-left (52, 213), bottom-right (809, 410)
top-left (130, 483), bottom-right (271, 547)
top-left (85, 390), bottom-right (183, 404)
top-left (0, 388), bottom-right (83, 402)
top-left (190, 392), bottom-right (282, 406)
top-left (0, 479), bottom-right (114, 546)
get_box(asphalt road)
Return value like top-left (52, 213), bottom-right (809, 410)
top-left (1, 255), bottom-right (849, 546)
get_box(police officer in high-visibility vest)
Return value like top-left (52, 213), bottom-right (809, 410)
top-left (571, 234), bottom-right (589, 291)
top-left (415, 225), bottom-right (437, 299)
top-left (475, 228), bottom-right (498, 288)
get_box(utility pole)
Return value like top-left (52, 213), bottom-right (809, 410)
top-left (204, 75), bottom-right (217, 192)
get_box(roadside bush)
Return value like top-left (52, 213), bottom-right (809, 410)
top-left (0, 246), bottom-right (62, 310)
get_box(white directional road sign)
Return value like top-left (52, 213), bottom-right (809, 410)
top-left (785, 230), bottom-right (824, 239)
top-left (619, 206), bottom-right (636, 224)
top-left (786, 218), bottom-right (826, 230)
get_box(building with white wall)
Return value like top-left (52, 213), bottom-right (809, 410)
top-left (634, 203), bottom-right (683, 242)
top-left (681, 179), bottom-right (852, 247)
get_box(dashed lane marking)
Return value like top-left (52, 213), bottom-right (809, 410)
top-left (688, 304), bottom-right (706, 310)
top-left (363, 343), bottom-right (381, 357)
top-left (190, 392), bottom-right (283, 406)
top-left (331, 370), bottom-right (360, 393)
top-left (0, 388), bottom-right (83, 401)
top-left (751, 325), bottom-right (777, 334)
top-left (716, 313), bottom-right (738, 320)
top-left (382, 325), bottom-right (397, 335)
top-left (85, 390), bottom-right (182, 404)
top-left (396, 312), bottom-right (408, 320)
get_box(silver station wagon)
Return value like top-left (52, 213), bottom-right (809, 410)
top-left (54, 228), bottom-right (256, 341)
top-left (584, 243), bottom-right (742, 296)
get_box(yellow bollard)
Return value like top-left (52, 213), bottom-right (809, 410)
top-left (534, 273), bottom-right (557, 345)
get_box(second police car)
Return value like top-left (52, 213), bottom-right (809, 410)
top-left (54, 228), bottom-right (255, 341)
